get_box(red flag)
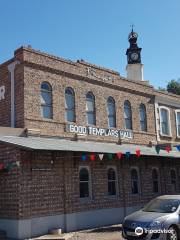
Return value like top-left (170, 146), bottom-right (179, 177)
top-left (165, 146), bottom-right (171, 153)
top-left (0, 163), bottom-right (4, 170)
top-left (116, 152), bottom-right (122, 159)
top-left (90, 154), bottom-right (95, 161)
top-left (136, 149), bottom-right (141, 157)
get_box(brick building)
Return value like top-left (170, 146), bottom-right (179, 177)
top-left (0, 30), bottom-right (180, 239)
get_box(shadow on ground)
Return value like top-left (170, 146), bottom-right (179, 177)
top-left (86, 225), bottom-right (122, 233)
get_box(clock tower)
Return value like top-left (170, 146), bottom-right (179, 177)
top-left (126, 28), bottom-right (144, 81)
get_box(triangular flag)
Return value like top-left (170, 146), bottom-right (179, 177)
top-left (135, 149), bottom-right (141, 157)
top-left (116, 152), bottom-right (122, 159)
top-left (90, 154), bottom-right (95, 161)
top-left (6, 163), bottom-right (14, 171)
top-left (165, 146), bottom-right (171, 153)
top-left (82, 154), bottom-right (87, 161)
top-left (125, 151), bottom-right (131, 158)
top-left (16, 161), bottom-right (20, 167)
top-left (155, 145), bottom-right (160, 154)
top-left (176, 145), bottom-right (180, 151)
top-left (0, 163), bottom-right (4, 170)
top-left (99, 154), bottom-right (104, 161)
top-left (108, 153), bottom-right (113, 160)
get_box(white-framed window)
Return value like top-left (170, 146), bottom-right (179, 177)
top-left (79, 167), bottom-right (91, 199)
top-left (152, 168), bottom-right (159, 193)
top-left (175, 110), bottom-right (180, 137)
top-left (159, 106), bottom-right (171, 136)
top-left (86, 92), bottom-right (96, 125)
top-left (107, 167), bottom-right (118, 196)
top-left (139, 104), bottom-right (147, 132)
top-left (124, 100), bottom-right (132, 130)
top-left (107, 97), bottom-right (116, 128)
top-left (65, 87), bottom-right (75, 122)
top-left (131, 168), bottom-right (139, 194)
top-left (40, 82), bottom-right (53, 119)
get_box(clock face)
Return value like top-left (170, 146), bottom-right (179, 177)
top-left (130, 52), bottom-right (139, 61)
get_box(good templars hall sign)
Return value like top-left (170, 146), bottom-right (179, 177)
top-left (66, 124), bottom-right (133, 140)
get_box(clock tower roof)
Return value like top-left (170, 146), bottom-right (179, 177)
top-left (126, 27), bottom-right (142, 64)
top-left (126, 27), bottom-right (144, 82)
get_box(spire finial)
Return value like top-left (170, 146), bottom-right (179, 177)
top-left (130, 24), bottom-right (134, 32)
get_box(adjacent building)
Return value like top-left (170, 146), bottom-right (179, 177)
top-left (0, 30), bottom-right (179, 239)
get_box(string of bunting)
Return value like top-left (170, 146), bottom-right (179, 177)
top-left (0, 161), bottom-right (20, 172)
top-left (0, 145), bottom-right (179, 170)
top-left (155, 144), bottom-right (180, 154)
top-left (81, 144), bottom-right (180, 161)
top-left (81, 149), bottom-right (141, 161)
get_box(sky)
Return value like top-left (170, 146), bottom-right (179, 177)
top-left (0, 0), bottom-right (180, 89)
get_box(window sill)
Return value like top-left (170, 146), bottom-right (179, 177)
top-left (159, 133), bottom-right (172, 138)
top-left (106, 195), bottom-right (119, 200)
top-left (79, 197), bottom-right (92, 203)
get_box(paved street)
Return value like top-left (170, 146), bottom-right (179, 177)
top-left (69, 224), bottom-right (123, 240)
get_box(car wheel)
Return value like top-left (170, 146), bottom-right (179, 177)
top-left (167, 226), bottom-right (178, 240)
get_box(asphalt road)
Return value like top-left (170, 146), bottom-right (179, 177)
top-left (69, 224), bottom-right (123, 240)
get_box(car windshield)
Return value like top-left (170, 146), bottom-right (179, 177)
top-left (143, 198), bottom-right (180, 213)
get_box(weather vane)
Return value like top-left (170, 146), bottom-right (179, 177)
top-left (130, 24), bottom-right (135, 32)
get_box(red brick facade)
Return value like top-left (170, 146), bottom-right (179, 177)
top-left (0, 47), bottom-right (179, 239)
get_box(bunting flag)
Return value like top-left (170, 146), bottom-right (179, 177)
top-left (108, 153), bottom-right (113, 160)
top-left (165, 146), bottom-right (171, 153)
top-left (116, 152), bottom-right (123, 159)
top-left (82, 154), bottom-right (87, 161)
top-left (155, 145), bottom-right (160, 154)
top-left (176, 145), bottom-right (180, 151)
top-left (0, 163), bottom-right (4, 170)
top-left (98, 154), bottom-right (104, 161)
top-left (125, 151), bottom-right (131, 158)
top-left (90, 154), bottom-right (95, 161)
top-left (135, 149), bottom-right (141, 157)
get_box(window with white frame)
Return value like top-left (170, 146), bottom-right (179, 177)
top-left (139, 104), bottom-right (147, 132)
top-left (159, 107), bottom-right (171, 136)
top-left (175, 110), bottom-right (180, 137)
top-left (107, 97), bottom-right (116, 128)
top-left (107, 167), bottom-right (117, 196)
top-left (79, 167), bottom-right (90, 198)
top-left (86, 92), bottom-right (96, 125)
top-left (124, 100), bottom-right (132, 130)
top-left (40, 82), bottom-right (53, 119)
top-left (65, 87), bottom-right (75, 122)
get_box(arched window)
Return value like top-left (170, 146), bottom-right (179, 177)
top-left (124, 100), bottom-right (132, 130)
top-left (79, 168), bottom-right (90, 198)
top-left (152, 169), bottom-right (159, 193)
top-left (107, 97), bottom-right (116, 128)
top-left (139, 104), bottom-right (147, 132)
top-left (160, 107), bottom-right (171, 135)
top-left (170, 169), bottom-right (177, 192)
top-left (107, 168), bottom-right (117, 196)
top-left (86, 92), bottom-right (96, 125)
top-left (131, 168), bottom-right (139, 194)
top-left (40, 82), bottom-right (53, 119)
top-left (65, 87), bottom-right (75, 122)
top-left (175, 111), bottom-right (180, 137)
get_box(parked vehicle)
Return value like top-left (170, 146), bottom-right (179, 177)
top-left (122, 195), bottom-right (180, 240)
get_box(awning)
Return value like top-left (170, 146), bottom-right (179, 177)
top-left (0, 135), bottom-right (179, 158)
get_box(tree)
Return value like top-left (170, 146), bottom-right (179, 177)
top-left (167, 79), bottom-right (180, 95)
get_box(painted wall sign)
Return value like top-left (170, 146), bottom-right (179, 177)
top-left (66, 124), bottom-right (133, 140)
top-left (86, 67), bottom-right (116, 83)
top-left (0, 86), bottom-right (5, 101)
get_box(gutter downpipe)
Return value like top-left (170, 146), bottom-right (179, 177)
top-left (7, 61), bottom-right (20, 128)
